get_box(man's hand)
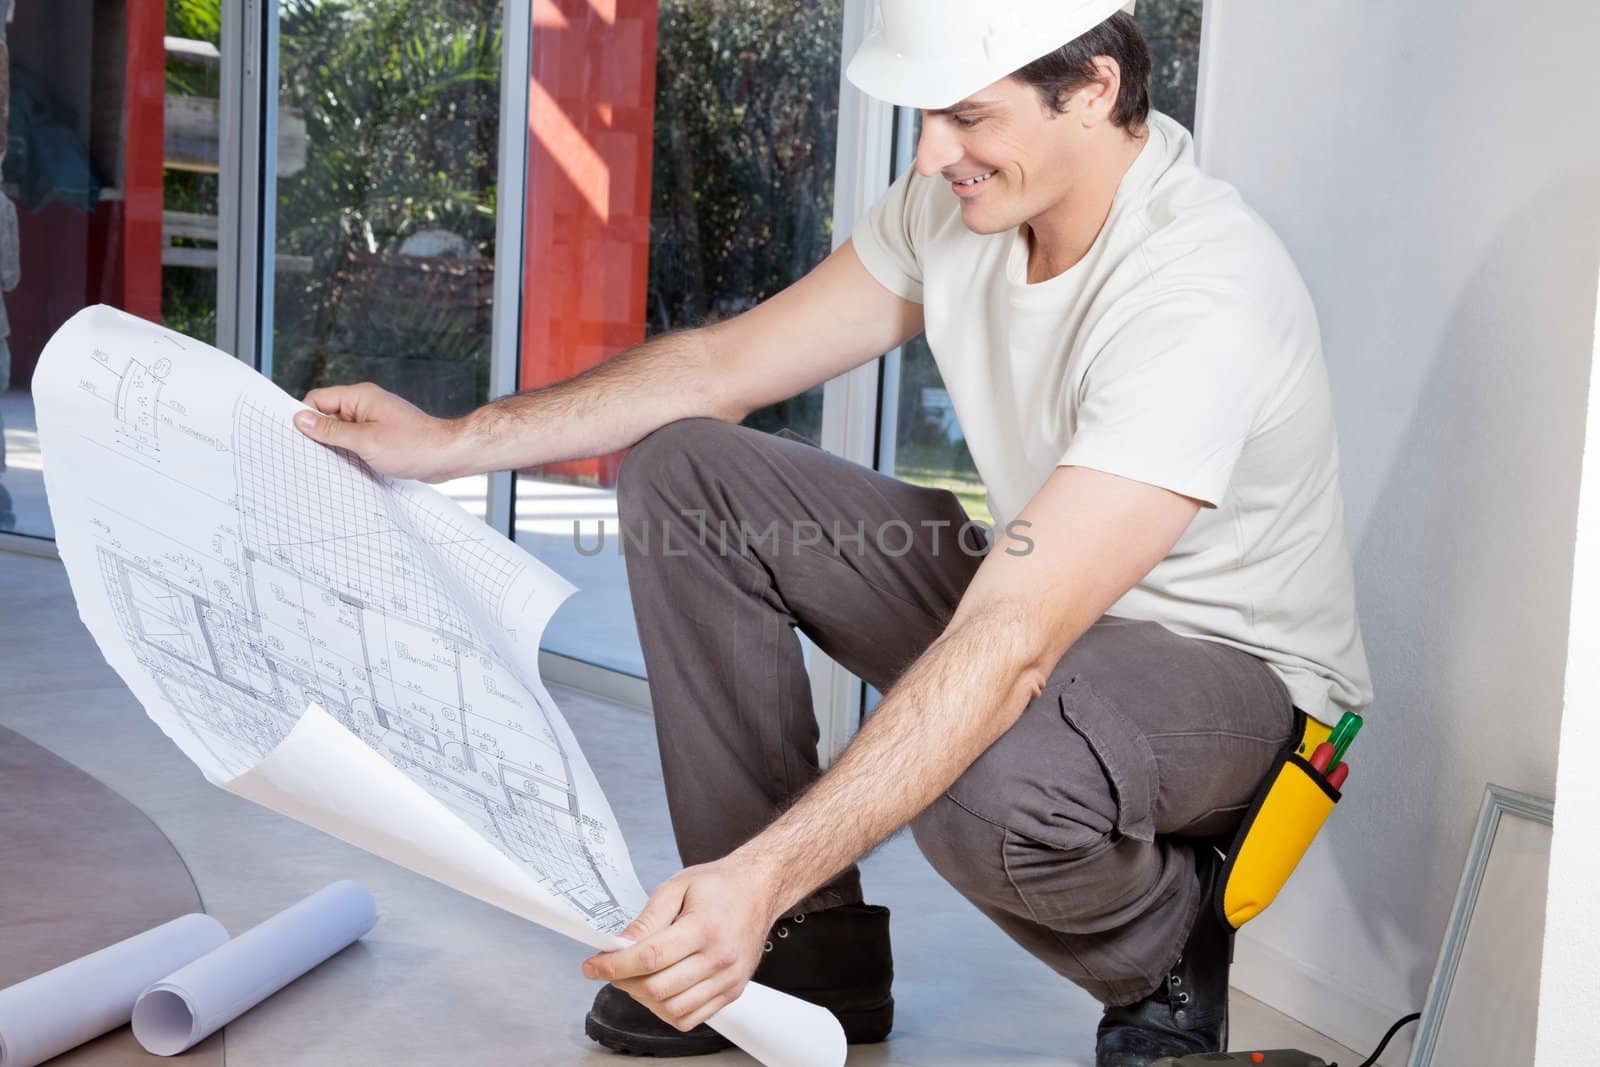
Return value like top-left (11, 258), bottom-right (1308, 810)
top-left (581, 858), bottom-right (782, 1033)
top-left (292, 382), bottom-right (470, 482)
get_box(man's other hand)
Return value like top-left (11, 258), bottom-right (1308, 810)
top-left (292, 382), bottom-right (467, 482)
top-left (581, 859), bottom-right (780, 1033)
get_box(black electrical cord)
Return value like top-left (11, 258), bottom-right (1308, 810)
top-left (1331, 1010), bottom-right (1420, 1067)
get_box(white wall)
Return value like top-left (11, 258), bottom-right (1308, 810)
top-left (1535, 281), bottom-right (1600, 1063)
top-left (1193, 1), bottom-right (1600, 1061)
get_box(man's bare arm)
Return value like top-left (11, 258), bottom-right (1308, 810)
top-left (583, 466), bottom-right (1204, 1030)
top-left (742, 467), bottom-right (1203, 910)
top-left (291, 241), bottom-right (921, 480)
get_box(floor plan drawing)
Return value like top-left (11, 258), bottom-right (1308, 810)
top-left (38, 305), bottom-right (641, 937)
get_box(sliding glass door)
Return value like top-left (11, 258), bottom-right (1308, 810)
top-left (0, 0), bottom-right (237, 542)
top-left (510, 0), bottom-right (847, 678)
top-left (264, 0), bottom-right (507, 526)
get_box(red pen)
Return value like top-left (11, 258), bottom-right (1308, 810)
top-left (1309, 742), bottom-right (1336, 774)
top-left (1327, 762), bottom-right (1350, 790)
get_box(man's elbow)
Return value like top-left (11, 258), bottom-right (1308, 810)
top-left (972, 658), bottom-right (1051, 747)
top-left (948, 606), bottom-right (1057, 712)
top-left (994, 619), bottom-right (1075, 712)
top-left (1010, 662), bottom-right (1052, 707)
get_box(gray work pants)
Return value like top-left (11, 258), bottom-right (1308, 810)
top-left (614, 418), bottom-right (1296, 1007)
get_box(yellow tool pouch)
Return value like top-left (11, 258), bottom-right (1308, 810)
top-left (1214, 709), bottom-right (1341, 931)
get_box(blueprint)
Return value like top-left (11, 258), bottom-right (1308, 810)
top-left (34, 307), bottom-right (846, 1067)
top-left (35, 306), bottom-right (638, 934)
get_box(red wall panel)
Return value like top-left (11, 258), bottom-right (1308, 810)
top-left (520, 0), bottom-right (659, 487)
top-left (118, 0), bottom-right (166, 322)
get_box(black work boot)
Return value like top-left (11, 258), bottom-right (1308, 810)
top-left (1094, 839), bottom-right (1233, 1067)
top-left (585, 901), bottom-right (894, 1056)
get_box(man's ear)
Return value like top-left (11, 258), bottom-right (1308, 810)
top-left (1079, 55), bottom-right (1123, 126)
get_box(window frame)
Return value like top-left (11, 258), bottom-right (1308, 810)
top-left (0, 0), bottom-right (907, 746)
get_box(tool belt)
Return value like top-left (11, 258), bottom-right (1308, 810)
top-left (1214, 708), bottom-right (1341, 930)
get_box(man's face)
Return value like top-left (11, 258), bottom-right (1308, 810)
top-left (914, 75), bottom-right (1095, 235)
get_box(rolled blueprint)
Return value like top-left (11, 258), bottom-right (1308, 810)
top-left (132, 881), bottom-right (378, 1056)
top-left (0, 913), bottom-right (229, 1067)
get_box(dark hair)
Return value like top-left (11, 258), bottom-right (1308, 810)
top-left (1012, 13), bottom-right (1151, 132)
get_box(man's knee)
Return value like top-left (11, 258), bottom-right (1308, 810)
top-left (912, 778), bottom-right (1112, 880)
top-left (616, 417), bottom-right (739, 515)
top-left (913, 784), bottom-right (1151, 934)
top-left (910, 697), bottom-right (1125, 906)
top-left (910, 793), bottom-right (1010, 902)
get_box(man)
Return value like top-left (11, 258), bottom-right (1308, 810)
top-left (292, 2), bottom-right (1374, 1063)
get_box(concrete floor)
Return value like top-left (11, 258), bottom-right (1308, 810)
top-left (0, 550), bottom-right (1371, 1066)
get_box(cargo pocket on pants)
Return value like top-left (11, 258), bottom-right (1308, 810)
top-left (1057, 680), bottom-right (1159, 843)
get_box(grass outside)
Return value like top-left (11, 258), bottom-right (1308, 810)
top-left (894, 440), bottom-right (992, 528)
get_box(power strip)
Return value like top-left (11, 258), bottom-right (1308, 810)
top-left (1151, 1053), bottom-right (1332, 1066)
top-left (1152, 1007), bottom-right (1420, 1066)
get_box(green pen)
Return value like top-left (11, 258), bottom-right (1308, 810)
top-left (1327, 712), bottom-right (1364, 769)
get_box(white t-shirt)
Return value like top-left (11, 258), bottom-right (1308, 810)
top-left (851, 110), bottom-right (1374, 725)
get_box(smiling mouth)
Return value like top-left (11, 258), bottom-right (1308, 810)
top-left (952, 170), bottom-right (998, 187)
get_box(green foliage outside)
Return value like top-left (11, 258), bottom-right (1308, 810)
top-left (276, 0), bottom-right (502, 259)
top-left (271, 0), bottom-right (502, 415)
top-left (161, 0), bottom-right (223, 346)
top-left (1141, 0), bottom-right (1204, 133)
top-left (160, 0), bottom-right (503, 414)
top-left (648, 0), bottom-right (843, 439)
top-left (165, 0), bottom-right (222, 97)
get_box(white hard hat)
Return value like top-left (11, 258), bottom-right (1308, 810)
top-left (847, 0), bottom-right (1138, 110)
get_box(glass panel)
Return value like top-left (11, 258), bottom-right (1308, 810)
top-left (891, 333), bottom-right (990, 525)
top-left (161, 0), bottom-right (223, 347)
top-left (1141, 0), bottom-right (1205, 134)
top-left (1, 0), bottom-right (229, 540)
top-left (876, 107), bottom-right (991, 530)
top-left (269, 0), bottom-right (504, 523)
top-left (646, 1), bottom-right (843, 445)
top-left (513, 0), bottom-right (844, 677)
